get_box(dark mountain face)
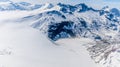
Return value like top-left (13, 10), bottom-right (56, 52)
top-left (48, 21), bottom-right (75, 41)
top-left (57, 3), bottom-right (77, 14)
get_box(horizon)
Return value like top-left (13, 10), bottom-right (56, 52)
top-left (2, 0), bottom-right (120, 9)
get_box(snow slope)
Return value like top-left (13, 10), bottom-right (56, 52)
top-left (0, 10), bottom-right (101, 67)
top-left (56, 38), bottom-right (102, 67)
top-left (0, 2), bottom-right (120, 67)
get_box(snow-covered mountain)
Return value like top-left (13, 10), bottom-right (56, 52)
top-left (23, 3), bottom-right (120, 41)
top-left (0, 2), bottom-right (120, 67)
top-left (0, 0), bottom-right (42, 10)
top-left (17, 3), bottom-right (120, 67)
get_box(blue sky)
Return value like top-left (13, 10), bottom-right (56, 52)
top-left (11, 0), bottom-right (120, 9)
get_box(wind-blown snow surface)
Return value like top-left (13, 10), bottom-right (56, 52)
top-left (0, 11), bottom-right (101, 67)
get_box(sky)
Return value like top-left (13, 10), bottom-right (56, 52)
top-left (10, 0), bottom-right (120, 9)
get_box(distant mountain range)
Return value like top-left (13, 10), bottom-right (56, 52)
top-left (1, 1), bottom-right (120, 67)
top-left (0, 0), bottom-right (42, 10)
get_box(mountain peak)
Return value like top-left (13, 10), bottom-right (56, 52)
top-left (110, 8), bottom-right (120, 17)
top-left (75, 3), bottom-right (88, 7)
top-left (44, 3), bottom-right (54, 8)
top-left (57, 3), bottom-right (72, 6)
